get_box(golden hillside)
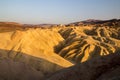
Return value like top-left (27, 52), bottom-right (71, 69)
top-left (0, 23), bottom-right (73, 79)
top-left (0, 20), bottom-right (120, 80)
top-left (56, 26), bottom-right (120, 63)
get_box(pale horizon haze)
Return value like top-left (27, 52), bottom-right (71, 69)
top-left (0, 0), bottom-right (120, 24)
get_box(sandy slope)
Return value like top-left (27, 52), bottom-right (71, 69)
top-left (0, 21), bottom-right (120, 80)
top-left (0, 28), bottom-right (73, 79)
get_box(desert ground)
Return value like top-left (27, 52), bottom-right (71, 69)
top-left (0, 19), bottom-right (120, 80)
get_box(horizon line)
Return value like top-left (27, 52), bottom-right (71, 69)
top-left (0, 18), bottom-right (119, 25)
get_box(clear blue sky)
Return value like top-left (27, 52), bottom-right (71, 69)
top-left (0, 0), bottom-right (120, 24)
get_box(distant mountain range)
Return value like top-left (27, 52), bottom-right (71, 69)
top-left (68, 19), bottom-right (120, 26)
top-left (0, 19), bottom-right (120, 28)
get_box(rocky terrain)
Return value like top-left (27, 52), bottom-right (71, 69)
top-left (47, 53), bottom-right (120, 80)
top-left (0, 19), bottom-right (120, 80)
top-left (56, 25), bottom-right (120, 63)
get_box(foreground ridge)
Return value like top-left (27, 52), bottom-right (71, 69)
top-left (47, 53), bottom-right (120, 80)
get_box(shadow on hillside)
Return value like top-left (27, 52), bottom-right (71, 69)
top-left (47, 52), bottom-right (120, 80)
top-left (54, 40), bottom-right (65, 54)
top-left (0, 49), bottom-right (63, 80)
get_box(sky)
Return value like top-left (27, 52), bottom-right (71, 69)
top-left (0, 0), bottom-right (120, 24)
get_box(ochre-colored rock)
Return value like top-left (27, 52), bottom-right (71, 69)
top-left (0, 21), bottom-right (120, 80)
top-left (0, 27), bottom-right (73, 79)
top-left (56, 26), bottom-right (120, 63)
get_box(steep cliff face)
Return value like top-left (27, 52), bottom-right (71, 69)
top-left (56, 26), bottom-right (120, 63)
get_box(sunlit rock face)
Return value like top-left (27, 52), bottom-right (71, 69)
top-left (0, 20), bottom-right (120, 80)
top-left (0, 23), bottom-right (73, 79)
top-left (56, 26), bottom-right (120, 63)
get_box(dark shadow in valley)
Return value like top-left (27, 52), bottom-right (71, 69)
top-left (0, 49), bottom-right (63, 80)
top-left (47, 52), bottom-right (120, 80)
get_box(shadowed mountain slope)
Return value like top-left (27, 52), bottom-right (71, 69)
top-left (67, 19), bottom-right (120, 26)
top-left (47, 53), bottom-right (120, 80)
top-left (0, 49), bottom-right (66, 80)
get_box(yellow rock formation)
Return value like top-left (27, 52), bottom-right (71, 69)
top-left (0, 27), bottom-right (73, 79)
